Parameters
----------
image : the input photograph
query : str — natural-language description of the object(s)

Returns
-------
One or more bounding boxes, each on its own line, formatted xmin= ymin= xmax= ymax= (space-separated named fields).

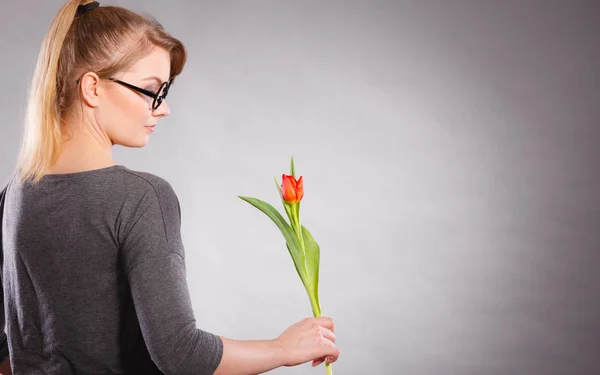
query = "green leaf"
xmin=274 ymin=177 xmax=293 ymax=225
xmin=274 ymin=176 xmax=282 ymax=196
xmin=301 ymin=225 xmax=321 ymax=313
xmin=238 ymin=195 xmax=308 ymax=282
xmin=290 ymin=156 xmax=296 ymax=179
xmin=286 ymin=242 xmax=308 ymax=287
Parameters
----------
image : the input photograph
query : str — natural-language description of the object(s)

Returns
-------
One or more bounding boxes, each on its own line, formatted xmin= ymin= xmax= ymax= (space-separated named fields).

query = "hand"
xmin=274 ymin=316 xmax=339 ymax=367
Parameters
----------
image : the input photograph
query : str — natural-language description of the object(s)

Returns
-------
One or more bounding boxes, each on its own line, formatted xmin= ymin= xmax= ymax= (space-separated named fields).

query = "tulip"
xmin=281 ymin=174 xmax=304 ymax=203
xmin=238 ymin=157 xmax=332 ymax=375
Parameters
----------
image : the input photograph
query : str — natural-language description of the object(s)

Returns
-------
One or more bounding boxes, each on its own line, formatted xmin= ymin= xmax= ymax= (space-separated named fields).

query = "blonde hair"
xmin=14 ymin=0 xmax=187 ymax=185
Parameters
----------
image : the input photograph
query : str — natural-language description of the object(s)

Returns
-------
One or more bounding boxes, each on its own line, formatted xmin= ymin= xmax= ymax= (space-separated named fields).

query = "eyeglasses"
xmin=108 ymin=78 xmax=172 ymax=111
xmin=75 ymin=76 xmax=173 ymax=111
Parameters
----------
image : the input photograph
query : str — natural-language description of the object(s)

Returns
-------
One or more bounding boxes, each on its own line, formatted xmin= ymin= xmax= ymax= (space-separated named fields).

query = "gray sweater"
xmin=0 ymin=165 xmax=223 ymax=374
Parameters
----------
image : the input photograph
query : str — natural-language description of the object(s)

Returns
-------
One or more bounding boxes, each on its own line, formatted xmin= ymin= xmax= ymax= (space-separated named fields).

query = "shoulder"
xmin=113 ymin=166 xmax=181 ymax=219
xmin=117 ymin=167 xmax=178 ymax=201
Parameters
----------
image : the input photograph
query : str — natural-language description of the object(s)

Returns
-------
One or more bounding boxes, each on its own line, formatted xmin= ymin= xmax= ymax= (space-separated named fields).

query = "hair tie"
xmin=76 ymin=1 xmax=100 ymax=15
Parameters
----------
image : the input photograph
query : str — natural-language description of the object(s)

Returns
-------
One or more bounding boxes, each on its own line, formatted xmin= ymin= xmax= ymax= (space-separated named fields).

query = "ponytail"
xmin=15 ymin=0 xmax=84 ymax=184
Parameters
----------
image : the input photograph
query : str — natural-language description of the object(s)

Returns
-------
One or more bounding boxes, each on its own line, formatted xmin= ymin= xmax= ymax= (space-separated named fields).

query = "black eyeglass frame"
xmin=75 ymin=76 xmax=173 ymax=111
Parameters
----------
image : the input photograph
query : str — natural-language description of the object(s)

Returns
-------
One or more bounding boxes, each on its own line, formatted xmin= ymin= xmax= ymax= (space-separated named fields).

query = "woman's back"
xmin=1 ymin=165 xmax=223 ymax=374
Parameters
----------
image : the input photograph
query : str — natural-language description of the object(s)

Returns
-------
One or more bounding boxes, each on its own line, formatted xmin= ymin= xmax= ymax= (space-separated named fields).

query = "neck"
xmin=47 ymin=123 xmax=116 ymax=174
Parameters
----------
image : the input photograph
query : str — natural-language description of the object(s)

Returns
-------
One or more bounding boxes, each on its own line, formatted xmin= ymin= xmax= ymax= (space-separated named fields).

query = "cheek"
xmin=100 ymin=90 xmax=149 ymax=132
xmin=98 ymin=90 xmax=152 ymax=147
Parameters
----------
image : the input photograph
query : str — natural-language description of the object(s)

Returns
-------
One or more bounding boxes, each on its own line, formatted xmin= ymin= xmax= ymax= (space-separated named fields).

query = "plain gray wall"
xmin=1 ymin=1 xmax=599 ymax=374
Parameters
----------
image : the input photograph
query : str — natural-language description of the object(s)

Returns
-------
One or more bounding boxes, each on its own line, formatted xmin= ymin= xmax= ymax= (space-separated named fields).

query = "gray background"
xmin=1 ymin=1 xmax=599 ymax=374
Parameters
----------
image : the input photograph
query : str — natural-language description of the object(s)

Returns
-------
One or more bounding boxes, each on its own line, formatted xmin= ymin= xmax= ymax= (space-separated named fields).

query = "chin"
xmin=131 ymin=137 xmax=150 ymax=148
xmin=115 ymin=135 xmax=150 ymax=148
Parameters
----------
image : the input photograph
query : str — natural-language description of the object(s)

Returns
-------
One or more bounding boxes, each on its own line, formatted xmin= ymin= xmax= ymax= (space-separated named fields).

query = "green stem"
xmin=292 ymin=204 xmax=307 ymax=273
xmin=310 ymin=297 xmax=332 ymax=374
xmin=290 ymin=202 xmax=331 ymax=374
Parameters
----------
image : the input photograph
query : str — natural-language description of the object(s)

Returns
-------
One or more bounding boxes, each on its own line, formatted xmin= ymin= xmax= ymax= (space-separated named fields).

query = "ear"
xmin=79 ymin=72 xmax=102 ymax=107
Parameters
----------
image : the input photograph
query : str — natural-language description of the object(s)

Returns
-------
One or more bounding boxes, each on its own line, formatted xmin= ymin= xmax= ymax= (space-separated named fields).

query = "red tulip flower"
xmin=281 ymin=174 xmax=304 ymax=203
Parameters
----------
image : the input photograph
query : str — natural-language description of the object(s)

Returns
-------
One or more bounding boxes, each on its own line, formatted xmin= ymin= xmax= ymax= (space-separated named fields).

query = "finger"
xmin=326 ymin=349 xmax=340 ymax=363
xmin=312 ymin=316 xmax=335 ymax=331
xmin=322 ymin=341 xmax=339 ymax=363
xmin=313 ymin=353 xmax=338 ymax=367
xmin=319 ymin=325 xmax=336 ymax=343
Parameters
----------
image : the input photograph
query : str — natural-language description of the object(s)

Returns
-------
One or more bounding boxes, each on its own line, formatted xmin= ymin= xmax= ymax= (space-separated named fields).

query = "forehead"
xmin=126 ymin=47 xmax=171 ymax=81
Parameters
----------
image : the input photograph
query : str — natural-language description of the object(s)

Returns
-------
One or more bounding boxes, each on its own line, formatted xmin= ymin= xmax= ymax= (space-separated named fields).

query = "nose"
xmin=153 ymin=100 xmax=171 ymax=117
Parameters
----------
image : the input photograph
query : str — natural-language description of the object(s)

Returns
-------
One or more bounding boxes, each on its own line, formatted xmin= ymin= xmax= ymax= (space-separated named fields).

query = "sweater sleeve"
xmin=119 ymin=179 xmax=223 ymax=375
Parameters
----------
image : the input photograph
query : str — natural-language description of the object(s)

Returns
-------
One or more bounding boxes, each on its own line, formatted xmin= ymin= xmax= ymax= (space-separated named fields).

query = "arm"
xmin=212 ymin=337 xmax=285 ymax=375
xmin=121 ymin=179 xmax=339 ymax=374
xmin=213 ymin=317 xmax=340 ymax=375
xmin=121 ymin=185 xmax=223 ymax=375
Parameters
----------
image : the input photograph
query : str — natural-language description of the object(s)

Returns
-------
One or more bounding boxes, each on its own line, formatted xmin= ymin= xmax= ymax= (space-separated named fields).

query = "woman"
xmin=0 ymin=1 xmax=339 ymax=374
